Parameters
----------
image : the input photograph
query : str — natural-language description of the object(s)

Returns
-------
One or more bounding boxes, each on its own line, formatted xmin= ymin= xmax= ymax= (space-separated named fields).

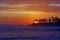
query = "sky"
xmin=0 ymin=0 xmax=60 ymax=25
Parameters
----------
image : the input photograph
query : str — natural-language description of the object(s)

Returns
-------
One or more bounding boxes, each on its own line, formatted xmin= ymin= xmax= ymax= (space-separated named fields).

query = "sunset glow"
xmin=0 ymin=0 xmax=60 ymax=25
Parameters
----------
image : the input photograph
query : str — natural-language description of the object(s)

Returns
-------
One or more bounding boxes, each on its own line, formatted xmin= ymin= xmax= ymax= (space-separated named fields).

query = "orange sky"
xmin=0 ymin=0 xmax=60 ymax=25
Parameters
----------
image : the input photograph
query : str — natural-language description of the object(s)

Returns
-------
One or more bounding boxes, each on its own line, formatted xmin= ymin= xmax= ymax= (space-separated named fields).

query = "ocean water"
xmin=0 ymin=25 xmax=60 ymax=40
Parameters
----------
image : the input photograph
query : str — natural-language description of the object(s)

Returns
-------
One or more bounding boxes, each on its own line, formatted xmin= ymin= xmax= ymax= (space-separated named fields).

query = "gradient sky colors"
xmin=0 ymin=0 xmax=60 ymax=25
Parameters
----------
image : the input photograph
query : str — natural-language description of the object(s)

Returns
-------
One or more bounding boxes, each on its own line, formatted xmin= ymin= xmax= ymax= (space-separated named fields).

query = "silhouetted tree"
xmin=49 ymin=18 xmax=51 ymax=23
xmin=39 ymin=19 xmax=47 ymax=23
xmin=33 ymin=19 xmax=39 ymax=23
xmin=51 ymin=16 xmax=60 ymax=23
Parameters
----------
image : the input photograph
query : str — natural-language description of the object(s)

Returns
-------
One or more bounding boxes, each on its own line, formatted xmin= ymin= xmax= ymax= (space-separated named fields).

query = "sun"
xmin=33 ymin=19 xmax=39 ymax=24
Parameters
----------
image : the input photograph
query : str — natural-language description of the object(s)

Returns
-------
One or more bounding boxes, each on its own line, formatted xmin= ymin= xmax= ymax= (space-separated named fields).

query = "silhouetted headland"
xmin=29 ymin=16 xmax=60 ymax=26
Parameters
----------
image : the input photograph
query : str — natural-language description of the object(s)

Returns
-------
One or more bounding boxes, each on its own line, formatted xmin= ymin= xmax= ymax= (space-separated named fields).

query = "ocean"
xmin=0 ymin=25 xmax=60 ymax=40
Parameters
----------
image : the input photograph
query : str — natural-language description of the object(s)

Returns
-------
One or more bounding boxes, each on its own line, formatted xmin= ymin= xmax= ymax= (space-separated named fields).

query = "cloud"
xmin=50 ymin=4 xmax=60 ymax=7
xmin=0 ymin=4 xmax=39 ymax=10
xmin=0 ymin=0 xmax=60 ymax=12
xmin=0 ymin=0 xmax=60 ymax=4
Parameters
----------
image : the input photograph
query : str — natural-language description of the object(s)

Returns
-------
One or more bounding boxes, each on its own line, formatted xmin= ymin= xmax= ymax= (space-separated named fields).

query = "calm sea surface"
xmin=0 ymin=25 xmax=60 ymax=40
